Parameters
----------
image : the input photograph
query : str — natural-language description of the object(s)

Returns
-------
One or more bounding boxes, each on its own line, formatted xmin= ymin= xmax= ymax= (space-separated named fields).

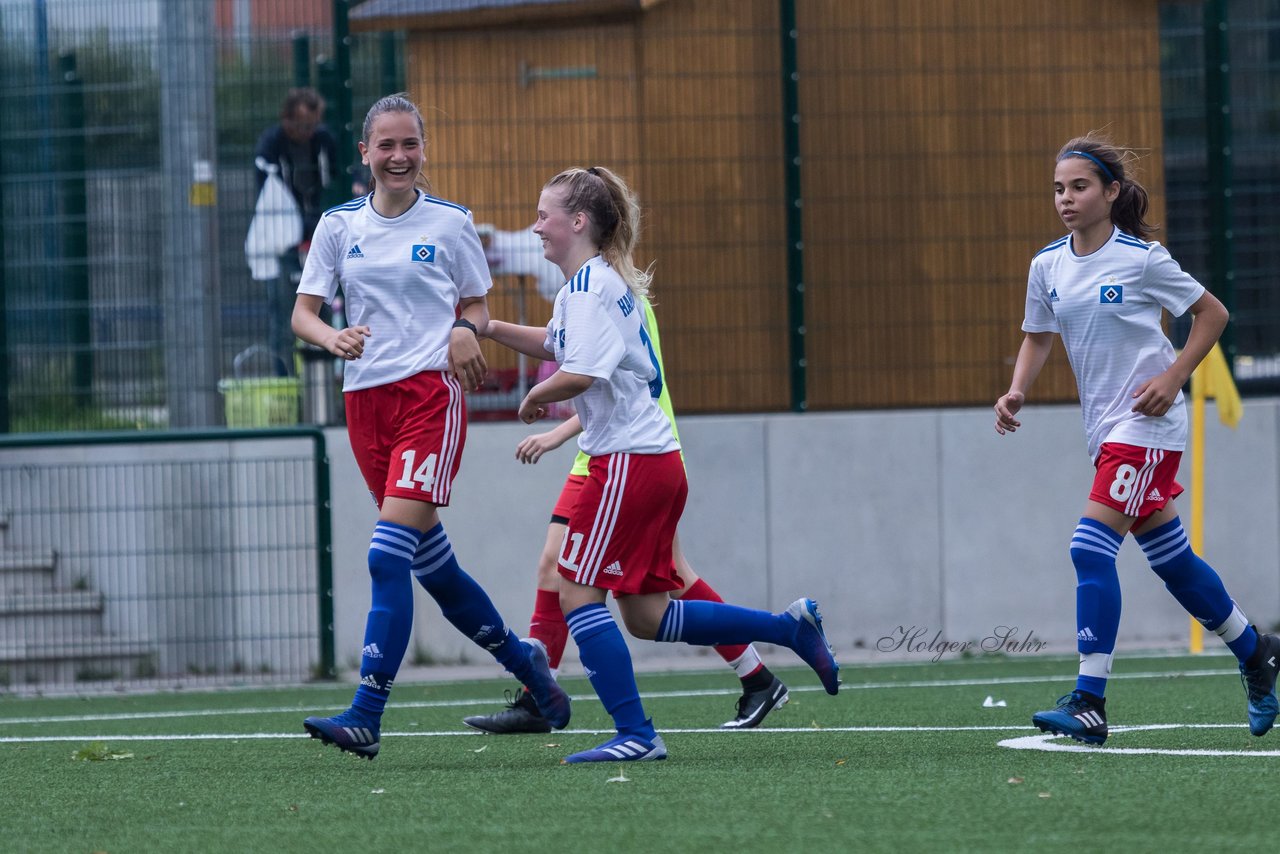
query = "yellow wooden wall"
xmin=396 ymin=0 xmax=1166 ymax=413
xmin=798 ymin=0 xmax=1166 ymax=409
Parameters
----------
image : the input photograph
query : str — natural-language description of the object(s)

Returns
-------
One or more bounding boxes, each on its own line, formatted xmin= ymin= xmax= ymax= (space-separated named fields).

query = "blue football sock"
xmin=411 ymin=522 xmax=530 ymax=678
xmin=566 ymin=603 xmax=653 ymax=737
xmin=351 ymin=521 xmax=421 ymax=721
xmin=1071 ymin=518 xmax=1124 ymax=698
xmin=1136 ymin=518 xmax=1257 ymax=662
xmin=655 ymin=599 xmax=792 ymax=646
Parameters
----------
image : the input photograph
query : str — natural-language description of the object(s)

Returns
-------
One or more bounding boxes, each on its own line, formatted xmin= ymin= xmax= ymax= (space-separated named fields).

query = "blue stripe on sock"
xmin=655 ymin=599 xmax=791 ymax=647
xmin=372 ymin=521 xmax=419 ymax=560
xmin=1137 ymin=517 xmax=1236 ymax=640
xmin=1136 ymin=520 xmax=1191 ymax=567
xmin=565 ymin=603 xmax=648 ymax=734
xmin=657 ymin=600 xmax=684 ymax=642
xmin=408 ymin=523 xmax=521 ymax=668
xmin=1070 ymin=518 xmax=1121 ymax=668
xmin=412 ymin=523 xmax=454 ymax=575
xmin=567 ymin=603 xmax=615 ymax=640
xmin=355 ymin=521 xmax=423 ymax=720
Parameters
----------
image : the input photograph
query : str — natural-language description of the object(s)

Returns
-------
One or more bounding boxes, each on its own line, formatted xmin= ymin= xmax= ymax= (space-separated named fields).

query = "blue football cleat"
xmin=562 ymin=732 xmax=667 ymax=764
xmin=785 ymin=598 xmax=840 ymax=695
xmin=1240 ymin=630 xmax=1280 ymax=737
xmin=303 ymin=709 xmax=381 ymax=759
xmin=520 ymin=638 xmax=571 ymax=730
xmin=1031 ymin=691 xmax=1108 ymax=745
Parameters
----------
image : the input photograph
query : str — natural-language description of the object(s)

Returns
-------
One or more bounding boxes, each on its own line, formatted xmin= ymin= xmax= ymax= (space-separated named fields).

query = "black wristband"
xmin=452 ymin=317 xmax=478 ymax=335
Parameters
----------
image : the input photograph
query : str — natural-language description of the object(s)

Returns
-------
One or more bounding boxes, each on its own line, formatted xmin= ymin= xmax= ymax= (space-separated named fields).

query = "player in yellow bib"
xmin=467 ymin=297 xmax=790 ymax=733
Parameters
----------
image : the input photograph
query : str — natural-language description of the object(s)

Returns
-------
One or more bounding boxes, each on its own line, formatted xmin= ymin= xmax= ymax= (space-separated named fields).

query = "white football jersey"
xmin=543 ymin=256 xmax=679 ymax=457
xmin=1023 ymin=226 xmax=1205 ymax=459
xmin=298 ymin=190 xmax=492 ymax=391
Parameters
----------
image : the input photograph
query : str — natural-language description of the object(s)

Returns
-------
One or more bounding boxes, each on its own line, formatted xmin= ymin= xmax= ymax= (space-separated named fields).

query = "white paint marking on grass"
xmin=0 ymin=724 xmax=1035 ymax=745
xmin=6 ymin=722 xmax=1264 ymax=753
xmin=0 ymin=668 xmax=1237 ymax=727
xmin=998 ymin=724 xmax=1275 ymax=757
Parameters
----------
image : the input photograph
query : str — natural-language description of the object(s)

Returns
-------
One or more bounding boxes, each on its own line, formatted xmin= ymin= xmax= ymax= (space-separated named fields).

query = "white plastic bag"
xmin=245 ymin=171 xmax=303 ymax=281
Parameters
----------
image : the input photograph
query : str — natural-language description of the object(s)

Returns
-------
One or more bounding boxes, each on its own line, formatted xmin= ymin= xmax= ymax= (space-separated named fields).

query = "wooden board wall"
xmin=406 ymin=23 xmax=642 ymax=379
xmin=398 ymin=0 xmax=1166 ymax=413
xmin=798 ymin=0 xmax=1166 ymax=409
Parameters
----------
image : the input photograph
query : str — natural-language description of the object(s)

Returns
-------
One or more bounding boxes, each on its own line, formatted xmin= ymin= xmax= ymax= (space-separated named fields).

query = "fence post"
xmin=0 ymin=76 xmax=7 ymax=434
xmin=313 ymin=430 xmax=336 ymax=679
xmin=380 ymin=31 xmax=400 ymax=96
xmin=779 ymin=0 xmax=806 ymax=412
xmin=1203 ymin=0 xmax=1234 ymax=370
xmin=292 ymin=31 xmax=310 ymax=88
xmin=332 ymin=0 xmax=356 ymax=204
xmin=57 ymin=50 xmax=91 ymax=411
xmin=159 ymin=0 xmax=222 ymax=427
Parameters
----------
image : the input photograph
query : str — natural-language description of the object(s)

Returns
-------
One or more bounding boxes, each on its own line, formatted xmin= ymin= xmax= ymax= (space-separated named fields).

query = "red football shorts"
xmin=345 ymin=371 xmax=467 ymax=508
xmin=550 ymin=474 xmax=588 ymax=524
xmin=1089 ymin=441 xmax=1184 ymax=528
xmin=558 ymin=451 xmax=687 ymax=595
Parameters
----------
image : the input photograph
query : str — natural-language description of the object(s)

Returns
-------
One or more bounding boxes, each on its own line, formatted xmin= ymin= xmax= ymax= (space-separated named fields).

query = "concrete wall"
xmin=4 ymin=403 xmax=1273 ymax=682
xmin=326 ymin=399 xmax=1280 ymax=674
xmin=0 ymin=436 xmax=319 ymax=678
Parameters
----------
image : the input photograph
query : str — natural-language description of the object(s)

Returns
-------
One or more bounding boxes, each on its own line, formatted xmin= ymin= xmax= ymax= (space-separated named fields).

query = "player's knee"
xmin=619 ymin=609 xmax=658 ymax=640
xmin=367 ymin=545 xmax=410 ymax=584
xmin=535 ymin=548 xmax=561 ymax=588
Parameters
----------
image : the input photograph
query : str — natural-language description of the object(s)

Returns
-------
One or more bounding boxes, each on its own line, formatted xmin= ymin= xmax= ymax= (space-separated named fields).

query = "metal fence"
xmin=0 ymin=429 xmax=333 ymax=691
xmin=0 ymin=0 xmax=1278 ymax=432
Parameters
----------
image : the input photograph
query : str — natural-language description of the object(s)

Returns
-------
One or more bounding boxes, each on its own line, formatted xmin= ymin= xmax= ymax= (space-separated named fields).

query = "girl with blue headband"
xmin=992 ymin=134 xmax=1278 ymax=746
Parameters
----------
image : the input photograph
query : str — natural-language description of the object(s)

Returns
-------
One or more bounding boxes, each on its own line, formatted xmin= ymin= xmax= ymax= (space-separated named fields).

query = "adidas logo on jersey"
xmin=1077 ymin=627 xmax=1098 ymax=642
xmin=1146 ymin=487 xmax=1163 ymax=502
xmin=602 ymin=561 xmax=624 ymax=576
xmin=1048 ymin=287 xmax=1060 ymax=303
xmin=362 ymin=643 xmax=383 ymax=659
xmin=346 ymin=244 xmax=364 ymax=259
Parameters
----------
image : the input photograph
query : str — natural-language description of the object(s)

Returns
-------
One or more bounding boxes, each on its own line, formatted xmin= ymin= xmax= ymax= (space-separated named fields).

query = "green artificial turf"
xmin=1 ymin=654 xmax=1272 ymax=853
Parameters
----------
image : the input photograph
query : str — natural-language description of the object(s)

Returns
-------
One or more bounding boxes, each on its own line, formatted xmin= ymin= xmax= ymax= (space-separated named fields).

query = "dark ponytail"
xmin=1057 ymin=135 xmax=1155 ymax=240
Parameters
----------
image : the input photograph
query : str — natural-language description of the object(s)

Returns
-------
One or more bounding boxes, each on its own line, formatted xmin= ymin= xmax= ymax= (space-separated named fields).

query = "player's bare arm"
xmin=518 ymin=370 xmax=593 ymax=424
xmin=995 ymin=331 xmax=1055 ymax=434
xmin=292 ymin=293 xmax=370 ymax=360
xmin=516 ymin=415 xmax=583 ymax=464
xmin=484 ymin=319 xmax=557 ymax=360
xmin=449 ymin=296 xmax=489 ymax=390
xmin=1131 ymin=291 xmax=1229 ymax=416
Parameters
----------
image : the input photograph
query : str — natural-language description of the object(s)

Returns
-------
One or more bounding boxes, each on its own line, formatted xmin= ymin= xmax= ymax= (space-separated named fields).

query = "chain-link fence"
xmin=0 ymin=429 xmax=333 ymax=691
xmin=1 ymin=0 xmax=1277 ymax=432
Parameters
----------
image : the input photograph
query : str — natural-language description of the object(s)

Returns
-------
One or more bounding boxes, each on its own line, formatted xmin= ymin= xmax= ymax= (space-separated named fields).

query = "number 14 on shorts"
xmin=395 ymin=450 xmax=438 ymax=491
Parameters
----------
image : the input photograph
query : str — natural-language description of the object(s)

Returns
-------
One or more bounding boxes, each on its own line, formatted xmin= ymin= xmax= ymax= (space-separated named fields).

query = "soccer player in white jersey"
xmin=994 ymin=134 xmax=1279 ymax=745
xmin=462 ymin=298 xmax=790 ymax=736
xmin=290 ymin=94 xmax=569 ymax=760
xmin=484 ymin=166 xmax=839 ymax=763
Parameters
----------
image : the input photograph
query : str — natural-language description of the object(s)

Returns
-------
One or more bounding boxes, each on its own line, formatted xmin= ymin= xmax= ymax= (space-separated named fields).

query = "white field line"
xmin=998 ymin=724 xmax=1280 ymax=757
xmin=0 ymin=667 xmax=1237 ymax=727
xmin=3 ymin=722 xmax=1268 ymax=748
xmin=0 ymin=725 xmax=1058 ymax=744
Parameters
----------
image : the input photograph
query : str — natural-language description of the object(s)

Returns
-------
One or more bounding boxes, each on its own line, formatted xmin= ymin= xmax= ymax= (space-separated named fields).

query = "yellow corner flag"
xmin=1187 ymin=342 xmax=1242 ymax=653
xmin=1192 ymin=343 xmax=1242 ymax=428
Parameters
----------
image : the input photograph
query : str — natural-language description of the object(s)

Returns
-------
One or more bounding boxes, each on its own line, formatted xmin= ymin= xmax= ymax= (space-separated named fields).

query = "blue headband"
xmin=1064 ymin=150 xmax=1117 ymax=183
